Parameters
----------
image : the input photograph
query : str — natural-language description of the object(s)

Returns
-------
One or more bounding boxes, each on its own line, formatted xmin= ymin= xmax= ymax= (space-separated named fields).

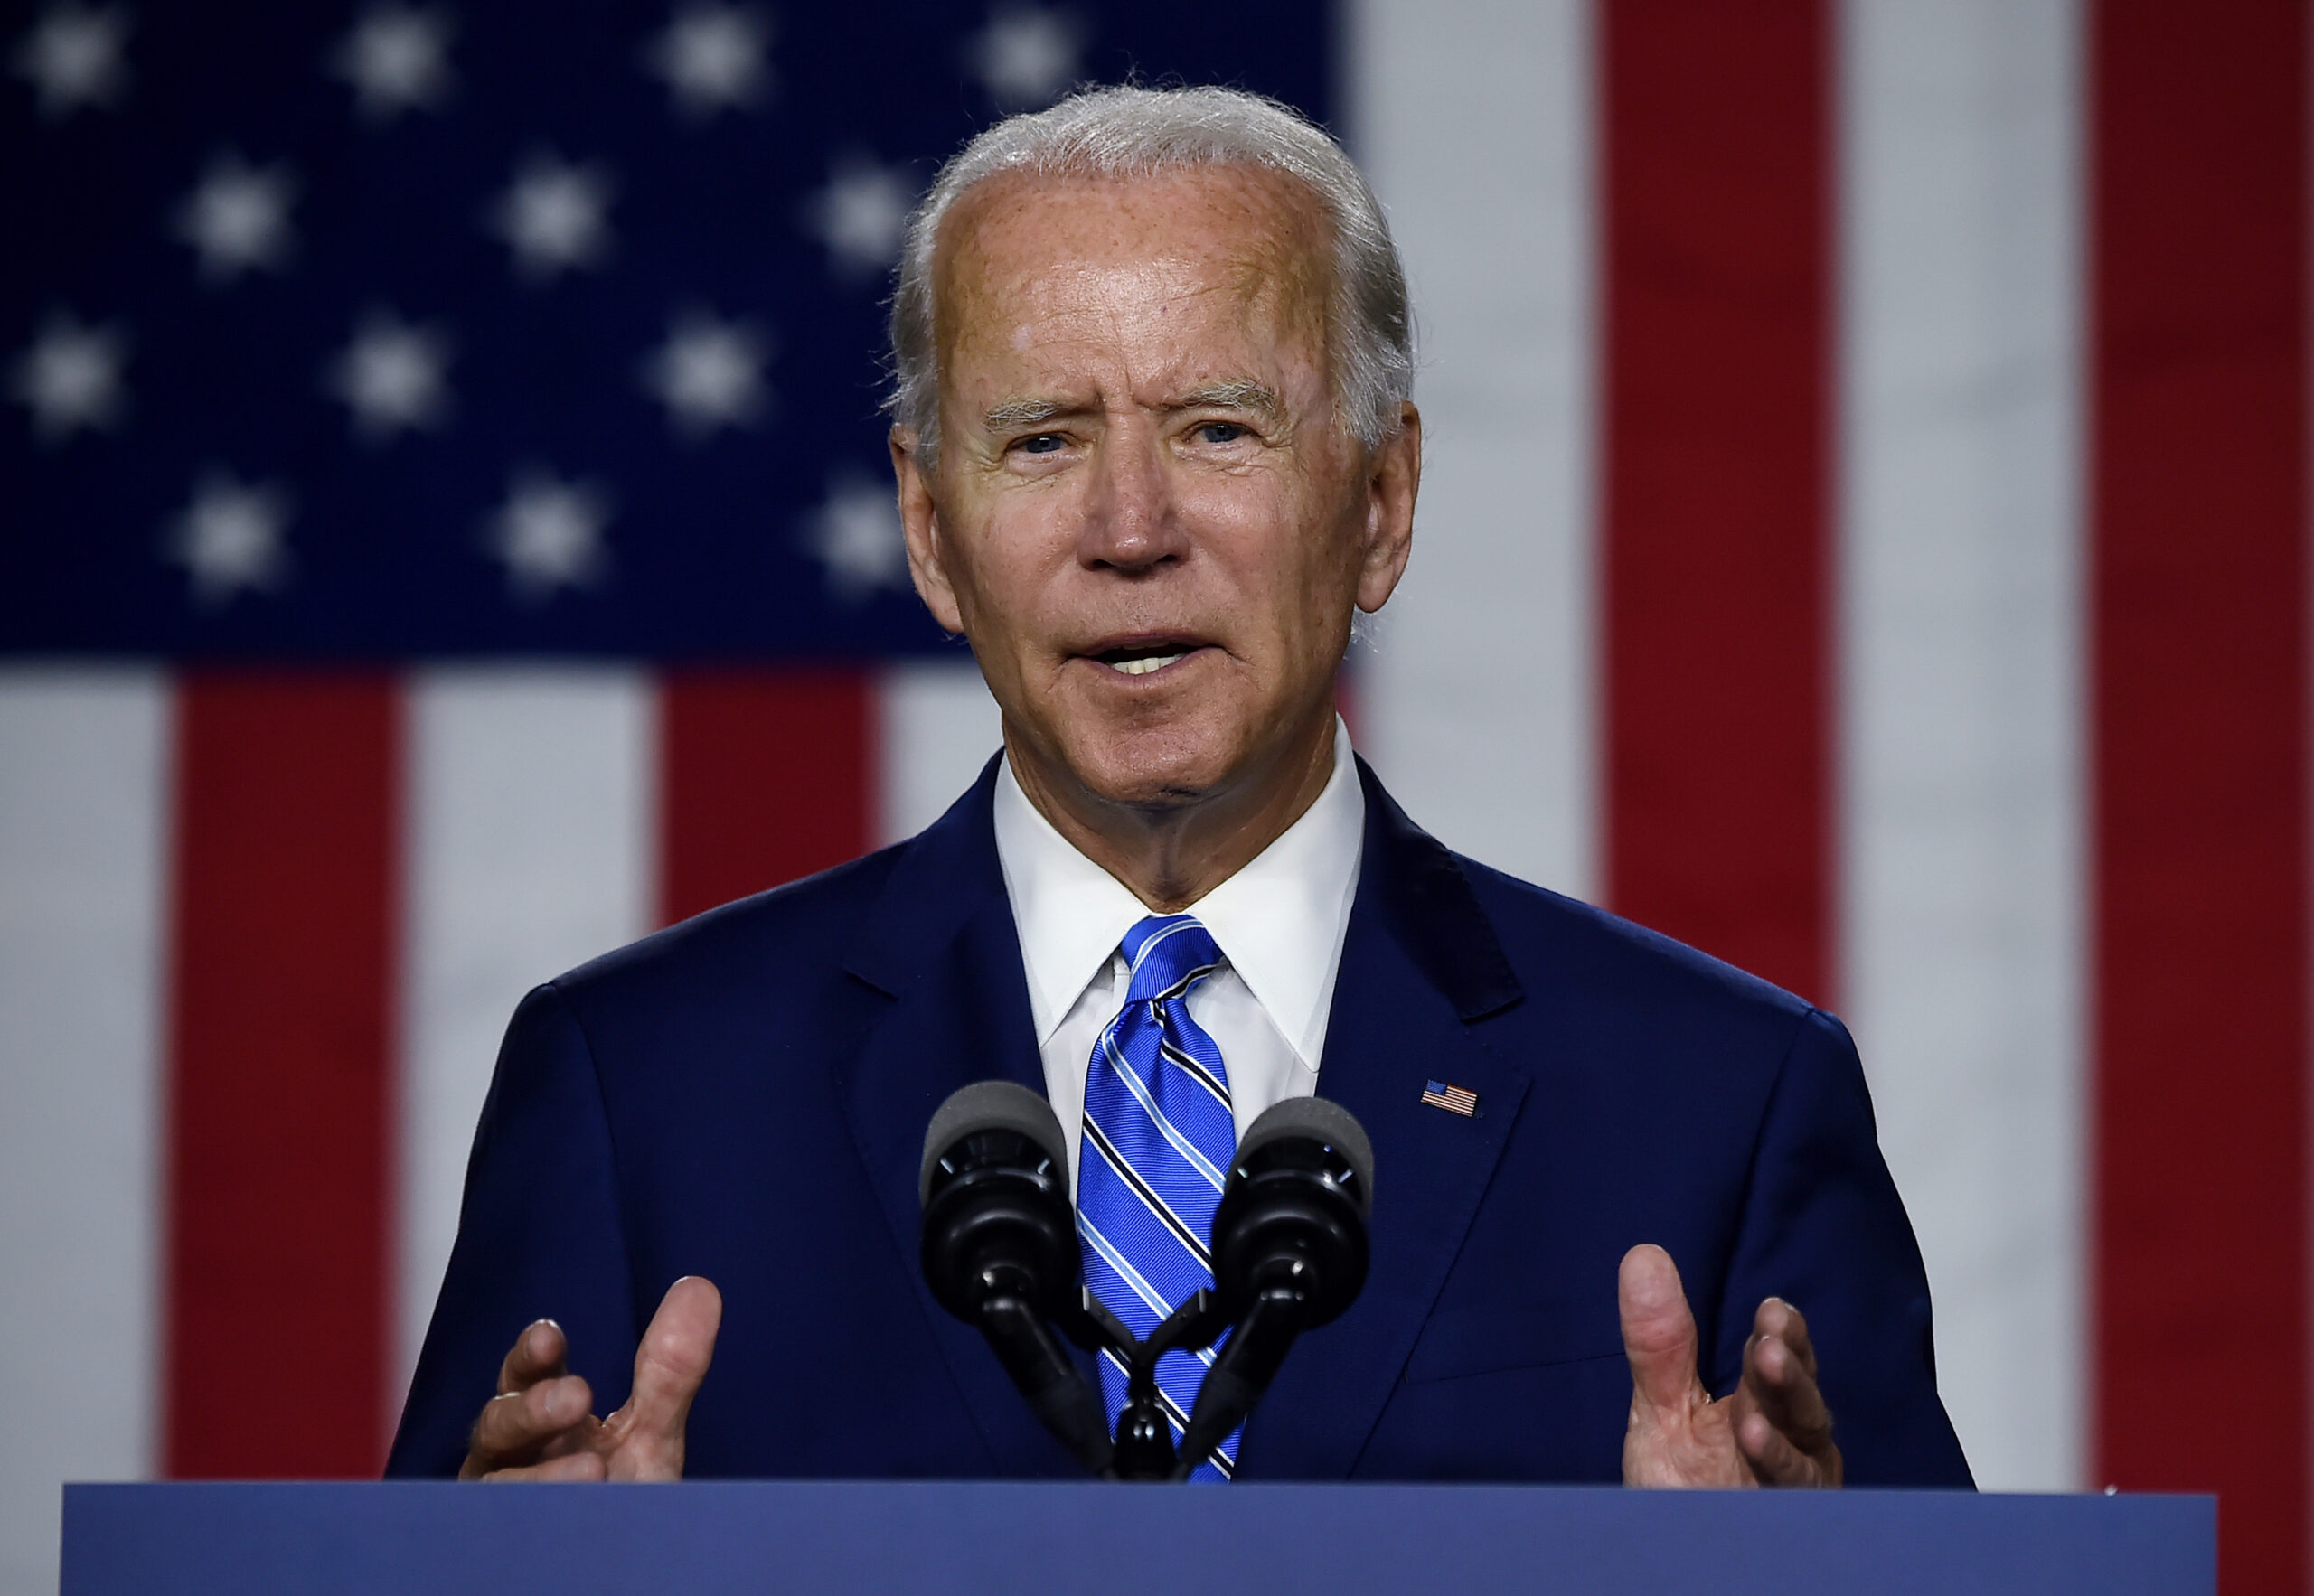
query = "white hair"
xmin=886 ymin=84 xmax=1414 ymax=464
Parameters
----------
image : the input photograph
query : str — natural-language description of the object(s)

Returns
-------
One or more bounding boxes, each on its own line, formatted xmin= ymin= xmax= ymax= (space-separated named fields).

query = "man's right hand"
xmin=460 ymin=1275 xmax=723 ymax=1481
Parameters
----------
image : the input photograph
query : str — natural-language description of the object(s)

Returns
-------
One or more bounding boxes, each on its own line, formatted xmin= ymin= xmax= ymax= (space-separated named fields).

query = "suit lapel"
xmin=1237 ymin=761 xmax=1532 ymax=1479
xmin=835 ymin=757 xmax=1073 ymax=1473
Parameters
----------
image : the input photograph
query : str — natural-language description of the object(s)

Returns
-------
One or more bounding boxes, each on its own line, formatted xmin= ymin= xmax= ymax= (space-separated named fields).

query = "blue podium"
xmin=62 ymin=1480 xmax=2212 ymax=1595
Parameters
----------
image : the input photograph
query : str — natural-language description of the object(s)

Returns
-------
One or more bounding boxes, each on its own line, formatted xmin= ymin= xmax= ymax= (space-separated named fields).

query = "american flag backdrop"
xmin=3 ymin=0 xmax=2309 ymax=1591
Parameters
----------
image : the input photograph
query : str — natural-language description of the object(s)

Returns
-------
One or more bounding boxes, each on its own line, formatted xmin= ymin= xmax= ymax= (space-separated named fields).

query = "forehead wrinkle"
xmin=932 ymin=167 xmax=1342 ymax=433
xmin=971 ymin=282 xmax=1299 ymax=423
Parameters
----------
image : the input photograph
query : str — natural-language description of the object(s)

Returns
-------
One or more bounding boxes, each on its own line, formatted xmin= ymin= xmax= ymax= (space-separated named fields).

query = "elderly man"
xmin=386 ymin=86 xmax=1970 ymax=1488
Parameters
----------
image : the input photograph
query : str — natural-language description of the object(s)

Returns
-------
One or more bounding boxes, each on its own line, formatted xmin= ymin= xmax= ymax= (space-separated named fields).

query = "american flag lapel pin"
xmin=1420 ymin=1079 xmax=1478 ymax=1117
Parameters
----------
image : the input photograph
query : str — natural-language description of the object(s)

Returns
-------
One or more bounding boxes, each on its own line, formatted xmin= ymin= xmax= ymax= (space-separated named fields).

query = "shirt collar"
xmin=992 ymin=718 xmax=1365 ymax=1071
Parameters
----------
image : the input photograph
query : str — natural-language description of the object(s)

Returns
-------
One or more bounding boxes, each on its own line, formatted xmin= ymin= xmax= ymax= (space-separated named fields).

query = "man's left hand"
xmin=1618 ymin=1243 xmax=1843 ymax=1488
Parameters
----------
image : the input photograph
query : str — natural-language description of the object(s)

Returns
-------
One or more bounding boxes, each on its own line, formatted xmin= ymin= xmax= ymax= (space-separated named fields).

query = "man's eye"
xmin=1014 ymin=433 xmax=1067 ymax=455
xmin=1194 ymin=421 xmax=1247 ymax=445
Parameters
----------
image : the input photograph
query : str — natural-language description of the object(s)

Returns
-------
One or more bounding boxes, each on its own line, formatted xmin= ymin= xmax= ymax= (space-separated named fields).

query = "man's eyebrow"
xmin=1172 ymin=380 xmax=1282 ymax=418
xmin=980 ymin=381 xmax=1282 ymax=430
xmin=983 ymin=397 xmax=1073 ymax=428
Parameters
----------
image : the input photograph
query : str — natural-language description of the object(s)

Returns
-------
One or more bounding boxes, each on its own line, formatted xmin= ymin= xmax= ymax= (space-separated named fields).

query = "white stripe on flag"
xmin=1836 ymin=0 xmax=2084 ymax=1490
xmin=395 ymin=668 xmax=656 ymax=1405
xmin=0 ymin=668 xmax=170 ymax=1591
xmin=1352 ymin=0 xmax=1597 ymax=898
xmin=878 ymin=661 xmax=1002 ymax=846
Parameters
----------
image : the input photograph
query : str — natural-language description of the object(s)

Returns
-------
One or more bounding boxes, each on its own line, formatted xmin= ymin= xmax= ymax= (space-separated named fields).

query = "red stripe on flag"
xmin=658 ymin=669 xmax=875 ymax=925
xmin=1601 ymin=0 xmax=1833 ymax=1003
xmin=2092 ymin=3 xmax=2308 ymax=1586
xmin=163 ymin=673 xmax=400 ymax=1478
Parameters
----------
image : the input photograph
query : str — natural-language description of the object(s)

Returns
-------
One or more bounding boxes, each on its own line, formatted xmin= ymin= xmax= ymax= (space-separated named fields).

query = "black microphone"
xmin=1170 ymin=1095 xmax=1373 ymax=1478
xmin=918 ymin=1081 xmax=1114 ymax=1477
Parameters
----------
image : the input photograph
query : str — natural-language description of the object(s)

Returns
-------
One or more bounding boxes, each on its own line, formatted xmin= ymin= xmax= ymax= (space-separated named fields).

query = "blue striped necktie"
xmin=1076 ymin=913 xmax=1240 ymax=1481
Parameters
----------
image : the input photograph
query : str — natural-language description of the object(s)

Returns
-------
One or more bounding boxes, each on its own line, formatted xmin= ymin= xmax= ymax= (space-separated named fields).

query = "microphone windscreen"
xmin=919 ymin=1079 xmax=1068 ymax=1208
xmin=1234 ymin=1096 xmax=1374 ymax=1214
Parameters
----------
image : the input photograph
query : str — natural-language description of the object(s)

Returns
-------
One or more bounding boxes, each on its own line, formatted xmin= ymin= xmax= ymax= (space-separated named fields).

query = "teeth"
xmin=1109 ymin=652 xmax=1186 ymax=676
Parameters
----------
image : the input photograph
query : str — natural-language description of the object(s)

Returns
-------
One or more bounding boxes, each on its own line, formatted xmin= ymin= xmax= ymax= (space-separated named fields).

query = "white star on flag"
xmin=968 ymin=5 xmax=1085 ymax=110
xmin=804 ymin=157 xmax=915 ymax=278
xmin=641 ymin=311 xmax=768 ymax=440
xmin=168 ymin=472 xmax=293 ymax=606
xmin=9 ymin=311 xmax=128 ymax=444
xmin=11 ymin=4 xmax=130 ymax=119
xmin=176 ymin=154 xmax=297 ymax=283
xmin=333 ymin=5 xmax=455 ymax=121
xmin=644 ymin=3 xmax=771 ymax=118
xmin=807 ymin=475 xmax=910 ymax=601
xmin=491 ymin=154 xmax=615 ymax=281
xmin=329 ymin=312 xmax=451 ymax=441
xmin=485 ymin=469 xmax=612 ymax=600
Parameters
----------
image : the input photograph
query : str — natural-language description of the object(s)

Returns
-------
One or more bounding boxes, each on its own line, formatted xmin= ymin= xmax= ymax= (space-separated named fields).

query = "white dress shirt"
xmin=992 ymin=718 xmax=1366 ymax=1192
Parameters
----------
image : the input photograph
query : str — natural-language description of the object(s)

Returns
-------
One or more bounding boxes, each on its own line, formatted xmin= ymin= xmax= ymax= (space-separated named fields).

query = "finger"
xmin=495 ymin=1319 xmax=569 ymax=1396
xmin=477 ymin=1450 xmax=609 ymax=1484
xmin=608 ymin=1276 xmax=723 ymax=1471
xmin=1744 ymin=1328 xmax=1836 ymax=1454
xmin=1738 ymin=1323 xmax=1842 ymax=1488
xmin=1754 ymin=1296 xmax=1820 ymax=1383
xmin=466 ymin=1374 xmax=593 ymax=1470
xmin=463 ymin=1373 xmax=595 ymax=1474
xmin=1735 ymin=1404 xmax=1829 ymax=1488
xmin=1617 ymin=1244 xmax=1704 ymax=1419
xmin=627 ymin=1276 xmax=723 ymax=1432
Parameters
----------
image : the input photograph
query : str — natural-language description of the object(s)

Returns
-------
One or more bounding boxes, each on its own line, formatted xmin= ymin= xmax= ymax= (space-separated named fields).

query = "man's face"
xmin=895 ymin=165 xmax=1416 ymax=815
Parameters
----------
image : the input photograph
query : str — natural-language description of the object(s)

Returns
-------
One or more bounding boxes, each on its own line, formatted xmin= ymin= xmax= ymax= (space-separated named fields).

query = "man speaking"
xmin=386 ymin=85 xmax=1971 ymax=1488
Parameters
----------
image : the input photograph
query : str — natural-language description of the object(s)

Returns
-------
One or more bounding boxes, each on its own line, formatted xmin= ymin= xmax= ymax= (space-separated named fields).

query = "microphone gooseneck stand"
xmin=1166 ymin=1097 xmax=1373 ymax=1479
xmin=920 ymin=1084 xmax=1375 ymax=1482
xmin=918 ymin=1082 xmax=1115 ymax=1477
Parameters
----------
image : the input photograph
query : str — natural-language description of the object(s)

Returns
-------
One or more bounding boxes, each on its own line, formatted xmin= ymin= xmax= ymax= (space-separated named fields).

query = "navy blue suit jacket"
xmin=386 ymin=757 xmax=1971 ymax=1485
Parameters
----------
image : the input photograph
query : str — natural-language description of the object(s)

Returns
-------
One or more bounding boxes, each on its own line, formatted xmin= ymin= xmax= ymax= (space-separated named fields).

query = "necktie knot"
xmin=1121 ymin=913 xmax=1222 ymax=1006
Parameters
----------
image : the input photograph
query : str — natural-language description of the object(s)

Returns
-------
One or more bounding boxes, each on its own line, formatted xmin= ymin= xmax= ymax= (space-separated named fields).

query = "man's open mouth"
xmin=1093 ymin=641 xmax=1200 ymax=677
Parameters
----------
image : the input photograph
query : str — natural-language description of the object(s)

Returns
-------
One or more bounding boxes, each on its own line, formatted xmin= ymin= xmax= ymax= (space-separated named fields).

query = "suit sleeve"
xmin=1708 ymin=1008 xmax=1976 ymax=1488
xmin=383 ymin=982 xmax=640 ymax=1477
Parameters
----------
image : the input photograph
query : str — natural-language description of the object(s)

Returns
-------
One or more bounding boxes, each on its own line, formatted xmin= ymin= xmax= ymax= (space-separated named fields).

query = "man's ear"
xmin=1355 ymin=401 xmax=1420 ymax=614
xmin=891 ymin=427 xmax=966 ymax=634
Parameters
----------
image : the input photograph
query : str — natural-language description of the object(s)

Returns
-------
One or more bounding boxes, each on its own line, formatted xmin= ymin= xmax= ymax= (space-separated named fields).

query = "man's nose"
xmin=1077 ymin=423 xmax=1184 ymax=573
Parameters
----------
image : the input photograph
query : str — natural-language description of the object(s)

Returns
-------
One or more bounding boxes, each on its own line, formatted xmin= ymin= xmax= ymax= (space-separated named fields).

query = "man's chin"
xmin=1045 ymin=732 xmax=1242 ymax=814
xmin=1069 ymin=764 xmax=1228 ymax=815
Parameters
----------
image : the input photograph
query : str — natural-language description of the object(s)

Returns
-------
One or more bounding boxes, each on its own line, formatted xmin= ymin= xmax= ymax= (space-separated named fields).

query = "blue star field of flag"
xmin=1 ymin=1 xmax=1332 ymax=659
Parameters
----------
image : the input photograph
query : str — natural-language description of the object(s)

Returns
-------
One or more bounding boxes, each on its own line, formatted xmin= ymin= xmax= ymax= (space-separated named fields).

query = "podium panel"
xmin=61 ymin=1480 xmax=2212 ymax=1596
